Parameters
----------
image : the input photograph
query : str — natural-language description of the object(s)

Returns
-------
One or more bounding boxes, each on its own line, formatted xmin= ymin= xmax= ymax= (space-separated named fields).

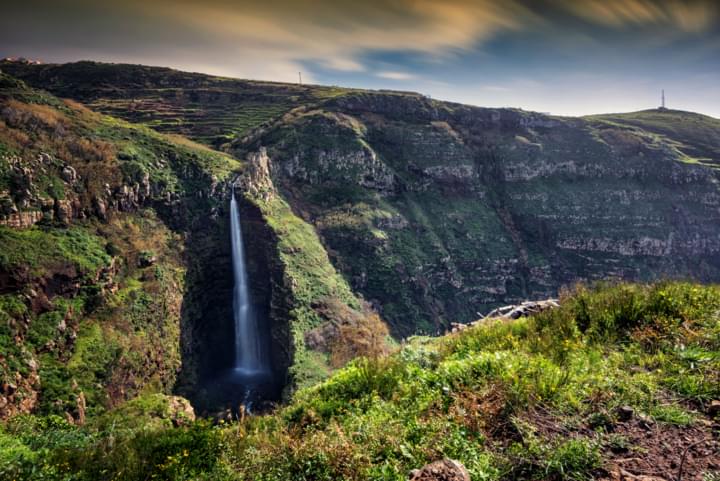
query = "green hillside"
xmin=1 ymin=62 xmax=720 ymax=480
xmin=588 ymin=109 xmax=720 ymax=169
xmin=9 ymin=61 xmax=717 ymax=338
xmin=0 ymin=61 xmax=358 ymax=147
xmin=2 ymin=281 xmax=719 ymax=480
xmin=0 ymin=72 xmax=383 ymax=423
xmin=0 ymin=71 xmax=237 ymax=421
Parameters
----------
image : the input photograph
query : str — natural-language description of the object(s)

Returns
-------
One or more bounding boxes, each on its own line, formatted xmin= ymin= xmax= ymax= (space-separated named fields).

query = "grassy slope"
xmin=0 ymin=72 xmax=379 ymax=406
xmin=0 ymin=61 xmax=357 ymax=146
xmin=587 ymin=109 xmax=720 ymax=168
xmin=1 ymin=281 xmax=718 ymax=480
xmin=250 ymin=191 xmax=372 ymax=389
xmin=0 ymin=74 xmax=241 ymax=419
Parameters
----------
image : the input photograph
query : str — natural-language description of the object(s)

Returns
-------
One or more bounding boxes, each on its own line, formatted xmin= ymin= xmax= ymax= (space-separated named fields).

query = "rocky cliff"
xmin=0 ymin=72 xmax=244 ymax=418
xmin=235 ymin=92 xmax=720 ymax=336
xmin=5 ymin=61 xmax=720 ymax=338
xmin=0 ymin=70 xmax=383 ymax=418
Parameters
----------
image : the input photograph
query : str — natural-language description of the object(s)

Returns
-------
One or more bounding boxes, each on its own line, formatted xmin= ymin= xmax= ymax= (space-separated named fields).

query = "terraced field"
xmin=0 ymin=61 xmax=356 ymax=147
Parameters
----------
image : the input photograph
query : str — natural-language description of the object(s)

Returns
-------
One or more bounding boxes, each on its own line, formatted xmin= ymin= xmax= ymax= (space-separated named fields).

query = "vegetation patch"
xmin=2 ymin=281 xmax=718 ymax=480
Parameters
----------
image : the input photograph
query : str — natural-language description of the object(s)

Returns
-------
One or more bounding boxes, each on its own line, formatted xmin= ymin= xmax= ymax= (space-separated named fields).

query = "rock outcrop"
xmin=450 ymin=298 xmax=560 ymax=333
xmin=409 ymin=459 xmax=471 ymax=481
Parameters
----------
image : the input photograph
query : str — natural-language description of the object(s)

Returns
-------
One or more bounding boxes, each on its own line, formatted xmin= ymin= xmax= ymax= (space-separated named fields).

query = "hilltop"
xmin=588 ymin=109 xmax=720 ymax=169
xmin=0 ymin=60 xmax=370 ymax=147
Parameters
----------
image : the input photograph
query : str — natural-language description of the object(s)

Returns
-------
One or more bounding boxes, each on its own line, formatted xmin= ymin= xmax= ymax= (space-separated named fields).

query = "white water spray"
xmin=230 ymin=190 xmax=267 ymax=375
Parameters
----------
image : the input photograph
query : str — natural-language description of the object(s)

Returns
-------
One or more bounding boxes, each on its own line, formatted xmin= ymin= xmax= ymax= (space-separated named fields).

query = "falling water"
xmin=230 ymin=190 xmax=267 ymax=375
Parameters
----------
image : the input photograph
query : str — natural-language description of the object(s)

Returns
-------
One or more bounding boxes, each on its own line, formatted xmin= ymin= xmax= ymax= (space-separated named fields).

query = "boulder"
xmin=616 ymin=405 xmax=634 ymax=422
xmin=138 ymin=251 xmax=158 ymax=268
xmin=55 ymin=199 xmax=73 ymax=224
xmin=61 ymin=165 xmax=77 ymax=183
xmin=476 ymin=299 xmax=560 ymax=324
xmin=708 ymin=400 xmax=720 ymax=418
xmin=409 ymin=459 xmax=470 ymax=481
xmin=0 ymin=210 xmax=43 ymax=228
xmin=167 ymin=395 xmax=196 ymax=426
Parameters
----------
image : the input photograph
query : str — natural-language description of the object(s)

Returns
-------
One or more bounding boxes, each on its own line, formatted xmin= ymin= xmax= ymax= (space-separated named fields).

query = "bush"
xmin=67 ymin=421 xmax=223 ymax=481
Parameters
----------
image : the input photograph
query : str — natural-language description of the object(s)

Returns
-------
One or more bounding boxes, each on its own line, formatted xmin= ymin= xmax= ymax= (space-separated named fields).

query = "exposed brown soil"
xmin=598 ymin=416 xmax=719 ymax=481
xmin=489 ymin=403 xmax=720 ymax=481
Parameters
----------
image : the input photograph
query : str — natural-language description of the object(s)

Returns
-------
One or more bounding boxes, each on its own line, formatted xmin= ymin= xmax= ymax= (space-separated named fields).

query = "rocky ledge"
xmin=409 ymin=458 xmax=470 ymax=481
xmin=450 ymin=298 xmax=560 ymax=333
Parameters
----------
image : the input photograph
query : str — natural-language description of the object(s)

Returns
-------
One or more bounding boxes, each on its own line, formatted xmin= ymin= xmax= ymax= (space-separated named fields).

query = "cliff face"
xmin=0 ymin=72 xmax=244 ymax=419
xmin=3 ymin=61 xmax=720 ymax=388
xmin=236 ymin=93 xmax=720 ymax=336
xmin=0 ymin=71 xmax=381 ymax=418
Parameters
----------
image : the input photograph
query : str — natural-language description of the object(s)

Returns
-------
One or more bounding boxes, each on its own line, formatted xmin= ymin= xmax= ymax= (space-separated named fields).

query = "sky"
xmin=1 ymin=0 xmax=719 ymax=117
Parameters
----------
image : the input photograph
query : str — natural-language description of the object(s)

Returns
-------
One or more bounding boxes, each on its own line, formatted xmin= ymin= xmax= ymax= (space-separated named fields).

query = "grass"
xmin=249 ymin=192 xmax=375 ymax=389
xmin=0 ymin=211 xmax=187 ymax=420
xmin=587 ymin=109 xmax=720 ymax=168
xmin=0 ymin=225 xmax=111 ymax=278
xmin=2 ymin=280 xmax=718 ymax=480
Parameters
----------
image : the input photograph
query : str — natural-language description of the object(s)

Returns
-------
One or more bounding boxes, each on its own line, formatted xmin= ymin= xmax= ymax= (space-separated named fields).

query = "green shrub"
xmin=2 ymin=281 xmax=718 ymax=481
xmin=70 ymin=421 xmax=223 ymax=481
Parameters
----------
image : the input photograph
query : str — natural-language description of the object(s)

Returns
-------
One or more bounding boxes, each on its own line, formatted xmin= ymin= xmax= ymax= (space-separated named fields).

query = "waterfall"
xmin=230 ymin=190 xmax=267 ymax=375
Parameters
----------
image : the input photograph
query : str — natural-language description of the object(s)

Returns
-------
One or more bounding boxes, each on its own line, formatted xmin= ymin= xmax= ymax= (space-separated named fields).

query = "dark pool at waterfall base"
xmin=200 ymin=190 xmax=277 ymax=415
xmin=199 ymin=367 xmax=278 ymax=415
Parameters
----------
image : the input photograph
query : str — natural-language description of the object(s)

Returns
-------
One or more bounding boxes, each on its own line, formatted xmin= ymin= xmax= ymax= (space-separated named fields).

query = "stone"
xmin=708 ymin=400 xmax=720 ymax=418
xmin=409 ymin=459 xmax=470 ymax=481
xmin=637 ymin=413 xmax=654 ymax=430
xmin=0 ymin=210 xmax=43 ymax=228
xmin=477 ymin=298 xmax=561 ymax=324
xmin=55 ymin=199 xmax=73 ymax=223
xmin=76 ymin=391 xmax=86 ymax=425
xmin=93 ymin=197 xmax=107 ymax=220
xmin=614 ymin=468 xmax=668 ymax=481
xmin=61 ymin=165 xmax=77 ymax=182
xmin=167 ymin=396 xmax=196 ymax=426
xmin=616 ymin=405 xmax=634 ymax=422
xmin=138 ymin=251 xmax=158 ymax=268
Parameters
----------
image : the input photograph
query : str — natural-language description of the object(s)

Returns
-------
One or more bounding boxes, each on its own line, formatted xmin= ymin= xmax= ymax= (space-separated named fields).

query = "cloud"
xmin=556 ymin=0 xmax=718 ymax=32
xmin=376 ymin=71 xmax=417 ymax=80
xmin=2 ymin=0 xmax=719 ymax=95
xmin=126 ymin=0 xmax=540 ymax=80
xmin=479 ymin=85 xmax=512 ymax=92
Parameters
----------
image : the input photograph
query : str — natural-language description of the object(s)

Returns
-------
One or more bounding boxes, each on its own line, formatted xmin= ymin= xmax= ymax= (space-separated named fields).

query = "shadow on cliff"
xmin=170 ymin=196 xmax=291 ymax=416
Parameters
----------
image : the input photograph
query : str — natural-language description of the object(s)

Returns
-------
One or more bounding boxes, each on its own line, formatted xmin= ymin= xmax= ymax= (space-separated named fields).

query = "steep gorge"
xmin=2 ymin=61 xmax=720 ymax=419
xmin=0 ymin=70 xmax=376 ymax=418
xmin=235 ymin=92 xmax=720 ymax=336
